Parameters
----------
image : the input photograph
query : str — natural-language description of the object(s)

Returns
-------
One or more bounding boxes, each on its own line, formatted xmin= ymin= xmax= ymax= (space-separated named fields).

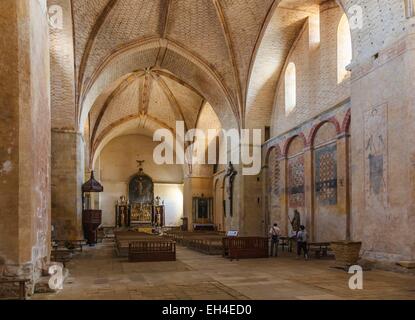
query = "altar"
xmin=115 ymin=161 xmax=165 ymax=228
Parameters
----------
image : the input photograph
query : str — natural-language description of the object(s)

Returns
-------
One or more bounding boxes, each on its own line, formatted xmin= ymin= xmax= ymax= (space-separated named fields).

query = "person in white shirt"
xmin=269 ymin=223 xmax=281 ymax=257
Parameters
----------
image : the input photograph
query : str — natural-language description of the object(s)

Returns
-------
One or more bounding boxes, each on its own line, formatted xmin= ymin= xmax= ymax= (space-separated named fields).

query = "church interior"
xmin=1 ymin=0 xmax=415 ymax=301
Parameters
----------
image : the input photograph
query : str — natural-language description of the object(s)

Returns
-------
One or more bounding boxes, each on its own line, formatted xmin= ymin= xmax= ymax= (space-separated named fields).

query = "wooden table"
xmin=307 ymin=242 xmax=331 ymax=258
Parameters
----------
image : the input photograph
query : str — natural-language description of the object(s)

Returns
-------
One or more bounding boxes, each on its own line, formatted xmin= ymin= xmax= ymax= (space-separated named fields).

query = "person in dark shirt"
xmin=269 ymin=223 xmax=281 ymax=257
xmin=296 ymin=225 xmax=309 ymax=260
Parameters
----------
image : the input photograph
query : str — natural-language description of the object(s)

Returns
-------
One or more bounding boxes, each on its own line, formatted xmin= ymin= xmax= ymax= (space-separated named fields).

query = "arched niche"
xmin=264 ymin=146 xmax=283 ymax=234
xmin=286 ymin=135 xmax=306 ymax=234
xmin=312 ymin=121 xmax=346 ymax=242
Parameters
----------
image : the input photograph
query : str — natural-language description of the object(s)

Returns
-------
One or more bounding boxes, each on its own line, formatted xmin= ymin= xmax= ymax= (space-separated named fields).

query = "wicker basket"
xmin=331 ymin=241 xmax=362 ymax=268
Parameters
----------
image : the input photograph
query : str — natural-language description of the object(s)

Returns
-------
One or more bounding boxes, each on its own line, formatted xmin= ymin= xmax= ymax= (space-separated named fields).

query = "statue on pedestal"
xmin=224 ymin=162 xmax=237 ymax=217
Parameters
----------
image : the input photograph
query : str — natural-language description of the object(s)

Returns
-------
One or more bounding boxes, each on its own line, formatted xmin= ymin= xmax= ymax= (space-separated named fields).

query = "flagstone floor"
xmin=34 ymin=240 xmax=415 ymax=300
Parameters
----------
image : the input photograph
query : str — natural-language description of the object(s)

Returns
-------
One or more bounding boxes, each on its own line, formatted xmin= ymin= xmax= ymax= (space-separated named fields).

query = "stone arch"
xmin=283 ymin=133 xmax=307 ymax=157
xmin=309 ymin=118 xmax=341 ymax=147
xmin=264 ymin=144 xmax=283 ymax=234
xmin=91 ymin=115 xmax=180 ymax=170
xmin=264 ymin=144 xmax=282 ymax=168
xmin=285 ymin=134 xmax=306 ymax=233
xmin=79 ymin=39 xmax=239 ymax=132
xmin=342 ymin=109 xmax=351 ymax=134
xmin=312 ymin=120 xmax=343 ymax=242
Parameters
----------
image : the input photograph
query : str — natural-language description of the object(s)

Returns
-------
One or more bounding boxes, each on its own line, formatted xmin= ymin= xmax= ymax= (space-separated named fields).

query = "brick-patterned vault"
xmin=72 ymin=0 xmax=411 ymax=133
xmin=73 ymin=0 xmax=283 ymax=131
xmin=87 ymin=68 xmax=211 ymax=167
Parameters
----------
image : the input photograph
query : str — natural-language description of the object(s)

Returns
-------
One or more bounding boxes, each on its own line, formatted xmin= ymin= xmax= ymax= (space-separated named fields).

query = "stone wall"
xmin=272 ymin=3 xmax=351 ymax=136
xmin=0 ymin=0 xmax=51 ymax=293
xmin=350 ymin=30 xmax=415 ymax=262
xmin=96 ymin=134 xmax=184 ymax=226
xmin=51 ymin=130 xmax=84 ymax=240
xmin=48 ymin=0 xmax=84 ymax=240
xmin=263 ymin=104 xmax=350 ymax=241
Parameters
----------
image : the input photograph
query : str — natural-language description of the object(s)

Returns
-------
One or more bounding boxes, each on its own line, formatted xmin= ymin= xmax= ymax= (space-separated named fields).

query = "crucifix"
xmin=136 ymin=158 xmax=145 ymax=168
xmin=136 ymin=156 xmax=145 ymax=174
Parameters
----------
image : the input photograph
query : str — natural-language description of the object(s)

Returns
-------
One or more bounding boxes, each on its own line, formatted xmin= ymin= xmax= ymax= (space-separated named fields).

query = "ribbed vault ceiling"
xmin=73 ymin=0 xmax=277 ymax=125
xmin=88 ymin=68 xmax=206 ymax=152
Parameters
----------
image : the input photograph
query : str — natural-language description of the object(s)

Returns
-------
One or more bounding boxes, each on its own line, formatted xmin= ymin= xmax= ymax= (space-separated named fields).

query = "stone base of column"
xmin=0 ymin=257 xmax=47 ymax=298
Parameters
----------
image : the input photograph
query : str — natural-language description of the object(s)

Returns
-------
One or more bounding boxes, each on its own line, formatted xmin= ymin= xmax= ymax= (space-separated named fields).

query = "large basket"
xmin=331 ymin=241 xmax=362 ymax=268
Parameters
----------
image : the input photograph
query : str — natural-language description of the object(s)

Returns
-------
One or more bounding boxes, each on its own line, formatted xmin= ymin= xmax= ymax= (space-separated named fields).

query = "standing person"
xmin=296 ymin=225 xmax=309 ymax=260
xmin=269 ymin=223 xmax=281 ymax=257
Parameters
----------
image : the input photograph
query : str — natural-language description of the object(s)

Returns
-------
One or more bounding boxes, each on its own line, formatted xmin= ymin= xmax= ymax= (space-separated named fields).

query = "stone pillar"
xmin=261 ymin=164 xmax=269 ymax=236
xmin=280 ymin=156 xmax=289 ymax=235
xmin=0 ymin=0 xmax=51 ymax=292
xmin=51 ymin=130 xmax=84 ymax=239
xmin=240 ymin=173 xmax=263 ymax=236
xmin=303 ymin=147 xmax=315 ymax=241
xmin=336 ymin=132 xmax=350 ymax=240
xmin=48 ymin=0 xmax=84 ymax=240
xmin=183 ymin=173 xmax=213 ymax=230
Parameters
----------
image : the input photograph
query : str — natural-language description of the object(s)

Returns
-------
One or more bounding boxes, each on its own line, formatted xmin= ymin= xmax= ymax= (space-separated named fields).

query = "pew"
xmin=186 ymin=235 xmax=224 ymax=255
xmin=114 ymin=231 xmax=161 ymax=257
xmin=164 ymin=231 xmax=226 ymax=254
xmin=128 ymin=240 xmax=176 ymax=262
xmin=223 ymin=237 xmax=269 ymax=260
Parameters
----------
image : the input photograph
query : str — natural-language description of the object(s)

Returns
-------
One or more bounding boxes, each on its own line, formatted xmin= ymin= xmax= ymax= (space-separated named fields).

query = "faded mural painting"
xmin=364 ymin=104 xmax=388 ymax=210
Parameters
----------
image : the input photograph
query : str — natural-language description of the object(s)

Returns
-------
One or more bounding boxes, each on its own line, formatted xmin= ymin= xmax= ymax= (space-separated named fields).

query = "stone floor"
xmin=34 ymin=240 xmax=415 ymax=300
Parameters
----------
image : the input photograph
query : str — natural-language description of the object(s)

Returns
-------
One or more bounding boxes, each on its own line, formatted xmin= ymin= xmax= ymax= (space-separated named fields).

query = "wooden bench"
xmin=223 ymin=237 xmax=269 ymax=260
xmin=128 ymin=240 xmax=176 ymax=262
xmin=186 ymin=235 xmax=224 ymax=255
xmin=307 ymin=242 xmax=331 ymax=258
xmin=52 ymin=239 xmax=86 ymax=252
xmin=164 ymin=231 xmax=224 ymax=246
xmin=51 ymin=250 xmax=74 ymax=267
xmin=114 ymin=231 xmax=159 ymax=257
xmin=0 ymin=278 xmax=30 ymax=300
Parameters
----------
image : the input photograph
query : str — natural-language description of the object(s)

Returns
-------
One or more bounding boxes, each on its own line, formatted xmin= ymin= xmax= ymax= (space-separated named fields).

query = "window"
xmin=337 ymin=14 xmax=352 ymax=83
xmin=264 ymin=126 xmax=271 ymax=142
xmin=285 ymin=62 xmax=296 ymax=114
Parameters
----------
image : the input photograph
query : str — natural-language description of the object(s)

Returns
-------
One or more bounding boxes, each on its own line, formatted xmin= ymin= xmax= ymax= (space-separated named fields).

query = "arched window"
xmin=285 ymin=62 xmax=296 ymax=114
xmin=337 ymin=14 xmax=352 ymax=83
